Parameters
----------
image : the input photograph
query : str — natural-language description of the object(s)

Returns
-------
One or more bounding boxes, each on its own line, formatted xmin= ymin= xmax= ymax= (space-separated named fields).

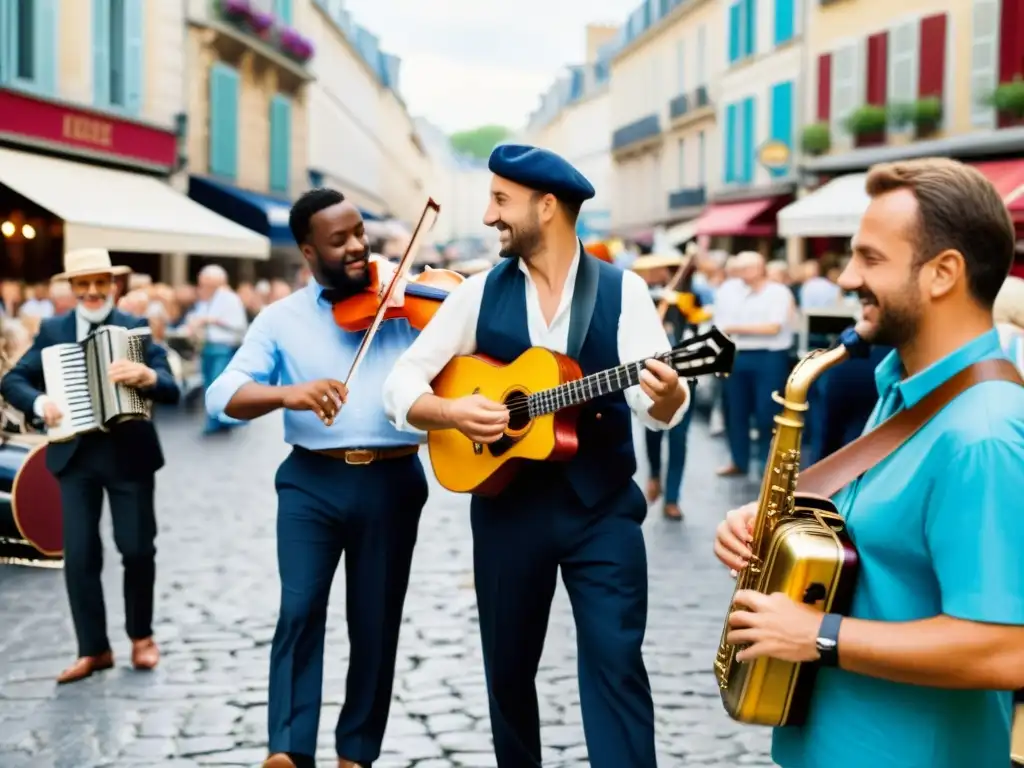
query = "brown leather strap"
xmin=799 ymin=358 xmax=1023 ymax=498
xmin=312 ymin=445 xmax=419 ymax=464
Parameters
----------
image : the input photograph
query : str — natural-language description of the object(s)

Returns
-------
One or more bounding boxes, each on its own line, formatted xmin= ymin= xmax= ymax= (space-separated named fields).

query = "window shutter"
xmin=769 ymin=81 xmax=793 ymax=178
xmin=970 ymin=0 xmax=1000 ymax=127
xmin=92 ymin=0 xmax=111 ymax=106
xmin=918 ymin=14 xmax=947 ymax=100
xmin=677 ymin=38 xmax=685 ymax=94
xmin=274 ymin=0 xmax=293 ymax=25
xmin=209 ymin=64 xmax=239 ymax=180
xmin=31 ymin=0 xmax=56 ymax=94
xmin=816 ymin=53 xmax=831 ymax=121
xmin=728 ymin=2 xmax=740 ymax=63
xmin=269 ymin=95 xmax=292 ymax=195
xmin=741 ymin=96 xmax=755 ymax=183
xmin=744 ymin=0 xmax=756 ymax=57
xmin=774 ymin=0 xmax=794 ymax=46
xmin=886 ymin=19 xmax=919 ymax=108
xmin=866 ymin=32 xmax=887 ymax=106
xmin=123 ymin=0 xmax=143 ymax=114
xmin=724 ymin=103 xmax=737 ymax=183
xmin=696 ymin=24 xmax=706 ymax=86
xmin=831 ymin=41 xmax=865 ymax=135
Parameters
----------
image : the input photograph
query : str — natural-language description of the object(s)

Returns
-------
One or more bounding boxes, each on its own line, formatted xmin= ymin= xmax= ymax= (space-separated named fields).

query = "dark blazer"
xmin=0 ymin=309 xmax=180 ymax=478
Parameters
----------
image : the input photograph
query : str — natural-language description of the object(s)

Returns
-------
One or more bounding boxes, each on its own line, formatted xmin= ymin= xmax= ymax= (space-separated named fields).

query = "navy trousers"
xmin=644 ymin=382 xmax=696 ymax=505
xmin=471 ymin=470 xmax=656 ymax=768
xmin=723 ymin=349 xmax=791 ymax=473
xmin=267 ymin=448 xmax=427 ymax=765
xmin=201 ymin=342 xmax=239 ymax=433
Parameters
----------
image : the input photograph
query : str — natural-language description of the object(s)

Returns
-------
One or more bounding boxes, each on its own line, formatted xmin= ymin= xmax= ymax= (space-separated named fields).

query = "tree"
xmin=449 ymin=125 xmax=510 ymax=160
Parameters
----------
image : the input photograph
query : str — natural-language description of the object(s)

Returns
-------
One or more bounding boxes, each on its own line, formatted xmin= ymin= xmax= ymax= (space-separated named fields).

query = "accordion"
xmin=41 ymin=325 xmax=152 ymax=442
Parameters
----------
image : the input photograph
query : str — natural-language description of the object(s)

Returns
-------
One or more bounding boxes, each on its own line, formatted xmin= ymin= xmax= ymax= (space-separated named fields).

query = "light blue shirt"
xmin=772 ymin=329 xmax=1024 ymax=768
xmin=798 ymin=276 xmax=841 ymax=310
xmin=204 ymin=281 xmax=423 ymax=450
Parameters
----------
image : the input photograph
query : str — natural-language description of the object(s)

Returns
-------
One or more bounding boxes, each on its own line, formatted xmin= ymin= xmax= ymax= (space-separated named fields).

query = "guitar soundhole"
xmin=503 ymin=389 xmax=531 ymax=431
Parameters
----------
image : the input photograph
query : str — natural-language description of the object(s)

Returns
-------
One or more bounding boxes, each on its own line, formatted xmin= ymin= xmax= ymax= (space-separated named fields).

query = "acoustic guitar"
xmin=428 ymin=326 xmax=736 ymax=495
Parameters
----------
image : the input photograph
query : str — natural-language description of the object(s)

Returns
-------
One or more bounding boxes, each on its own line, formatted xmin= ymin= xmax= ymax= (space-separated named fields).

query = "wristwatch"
xmin=815 ymin=613 xmax=842 ymax=667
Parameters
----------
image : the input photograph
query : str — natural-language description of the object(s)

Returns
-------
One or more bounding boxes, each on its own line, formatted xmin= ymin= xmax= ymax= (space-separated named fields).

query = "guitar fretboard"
xmin=526 ymin=356 xmax=661 ymax=418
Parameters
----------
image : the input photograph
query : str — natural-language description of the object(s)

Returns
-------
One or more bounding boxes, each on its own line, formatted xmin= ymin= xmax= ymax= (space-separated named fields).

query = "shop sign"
xmin=0 ymin=88 xmax=176 ymax=169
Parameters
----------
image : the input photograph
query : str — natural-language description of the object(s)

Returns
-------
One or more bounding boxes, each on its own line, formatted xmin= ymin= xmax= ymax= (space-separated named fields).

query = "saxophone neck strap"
xmin=798 ymin=358 xmax=1024 ymax=498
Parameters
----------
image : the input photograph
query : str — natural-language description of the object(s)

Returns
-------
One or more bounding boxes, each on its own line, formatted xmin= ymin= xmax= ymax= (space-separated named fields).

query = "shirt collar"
xmin=874 ymin=328 xmax=1003 ymax=408
xmin=515 ymin=240 xmax=582 ymax=285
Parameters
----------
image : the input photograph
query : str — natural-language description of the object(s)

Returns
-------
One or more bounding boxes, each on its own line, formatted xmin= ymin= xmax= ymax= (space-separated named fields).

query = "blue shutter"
xmin=774 ymin=0 xmax=794 ymax=46
xmin=92 ymin=0 xmax=111 ymax=105
xmin=269 ymin=94 xmax=291 ymax=195
xmin=0 ymin=0 xmax=11 ymax=85
xmin=769 ymin=81 xmax=794 ymax=178
xmin=209 ymin=63 xmax=239 ymax=180
xmin=744 ymin=0 xmax=756 ymax=57
xmin=122 ymin=0 xmax=143 ymax=113
xmin=33 ymin=0 xmax=57 ymax=94
xmin=724 ymin=103 xmax=737 ymax=183
xmin=274 ymin=0 xmax=293 ymax=25
xmin=728 ymin=2 xmax=740 ymax=64
xmin=741 ymin=96 xmax=755 ymax=182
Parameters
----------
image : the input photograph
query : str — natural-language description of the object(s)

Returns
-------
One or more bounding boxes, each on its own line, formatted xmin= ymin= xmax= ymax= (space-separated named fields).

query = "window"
xmin=774 ymin=0 xmax=795 ymax=46
xmin=970 ymin=0 xmax=1001 ymax=127
xmin=831 ymin=42 xmax=864 ymax=135
xmin=887 ymin=20 xmax=919 ymax=114
xmin=209 ymin=63 xmax=240 ymax=180
xmin=677 ymin=138 xmax=686 ymax=186
xmin=269 ymin=95 xmax=292 ymax=194
xmin=93 ymin=0 xmax=143 ymax=113
xmin=698 ymin=131 xmax=706 ymax=186
xmin=0 ymin=0 xmax=56 ymax=93
xmin=696 ymin=24 xmax=706 ymax=86
xmin=728 ymin=0 xmax=757 ymax=64
xmin=676 ymin=38 xmax=685 ymax=94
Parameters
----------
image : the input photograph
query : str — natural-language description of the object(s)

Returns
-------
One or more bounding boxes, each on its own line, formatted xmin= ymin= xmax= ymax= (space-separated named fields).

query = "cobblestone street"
xmin=0 ymin=404 xmax=772 ymax=767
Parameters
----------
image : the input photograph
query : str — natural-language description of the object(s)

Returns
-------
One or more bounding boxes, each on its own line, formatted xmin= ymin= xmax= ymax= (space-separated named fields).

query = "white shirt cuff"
xmin=384 ymin=378 xmax=433 ymax=434
xmin=203 ymin=369 xmax=253 ymax=424
xmin=631 ymin=386 xmax=690 ymax=431
xmin=32 ymin=395 xmax=49 ymax=419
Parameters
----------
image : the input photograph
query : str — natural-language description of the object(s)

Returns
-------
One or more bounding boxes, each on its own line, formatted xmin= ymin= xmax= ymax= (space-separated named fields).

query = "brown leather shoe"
xmin=663 ymin=503 xmax=683 ymax=521
xmin=716 ymin=464 xmax=745 ymax=477
xmin=262 ymin=755 xmax=297 ymax=768
xmin=130 ymin=637 xmax=159 ymax=670
xmin=339 ymin=759 xmax=365 ymax=768
xmin=56 ymin=650 xmax=114 ymax=684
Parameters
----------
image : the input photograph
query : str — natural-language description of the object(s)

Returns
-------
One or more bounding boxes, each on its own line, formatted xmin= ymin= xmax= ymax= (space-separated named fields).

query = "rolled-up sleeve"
xmin=381 ymin=275 xmax=484 ymax=432
xmin=926 ymin=437 xmax=1024 ymax=625
xmin=618 ymin=270 xmax=689 ymax=431
xmin=204 ymin=313 xmax=278 ymax=422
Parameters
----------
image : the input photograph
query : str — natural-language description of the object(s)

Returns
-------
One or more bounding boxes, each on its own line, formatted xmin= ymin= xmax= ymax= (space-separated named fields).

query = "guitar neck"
xmin=527 ymin=356 xmax=659 ymax=418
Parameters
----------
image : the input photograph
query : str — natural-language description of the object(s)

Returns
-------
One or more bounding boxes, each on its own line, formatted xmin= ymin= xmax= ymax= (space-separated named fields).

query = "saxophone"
xmin=714 ymin=331 xmax=863 ymax=728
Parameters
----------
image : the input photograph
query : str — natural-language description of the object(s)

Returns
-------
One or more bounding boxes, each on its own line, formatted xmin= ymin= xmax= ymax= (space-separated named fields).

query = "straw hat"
xmin=631 ymin=253 xmax=684 ymax=271
xmin=52 ymin=248 xmax=132 ymax=281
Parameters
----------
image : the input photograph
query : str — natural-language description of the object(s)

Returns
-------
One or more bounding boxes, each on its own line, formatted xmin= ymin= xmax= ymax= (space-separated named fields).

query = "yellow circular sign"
xmin=758 ymin=140 xmax=791 ymax=171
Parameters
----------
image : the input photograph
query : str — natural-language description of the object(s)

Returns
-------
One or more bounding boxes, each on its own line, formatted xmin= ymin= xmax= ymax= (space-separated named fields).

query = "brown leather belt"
xmin=312 ymin=445 xmax=419 ymax=465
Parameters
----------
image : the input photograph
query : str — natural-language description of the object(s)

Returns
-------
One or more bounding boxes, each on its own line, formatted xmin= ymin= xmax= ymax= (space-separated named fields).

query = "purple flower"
xmin=221 ymin=0 xmax=251 ymax=15
xmin=248 ymin=9 xmax=274 ymax=33
xmin=278 ymin=26 xmax=314 ymax=61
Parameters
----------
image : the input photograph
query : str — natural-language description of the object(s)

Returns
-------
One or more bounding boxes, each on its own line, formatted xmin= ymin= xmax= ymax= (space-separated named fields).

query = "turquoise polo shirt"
xmin=772 ymin=329 xmax=1024 ymax=768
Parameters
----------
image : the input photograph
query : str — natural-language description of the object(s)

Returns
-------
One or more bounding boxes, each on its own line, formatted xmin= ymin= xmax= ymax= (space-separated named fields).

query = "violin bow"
xmin=656 ymin=253 xmax=697 ymax=321
xmin=342 ymin=197 xmax=441 ymax=387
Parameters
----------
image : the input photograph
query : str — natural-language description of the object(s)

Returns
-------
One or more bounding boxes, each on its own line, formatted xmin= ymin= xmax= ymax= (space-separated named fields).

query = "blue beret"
xmin=488 ymin=144 xmax=595 ymax=203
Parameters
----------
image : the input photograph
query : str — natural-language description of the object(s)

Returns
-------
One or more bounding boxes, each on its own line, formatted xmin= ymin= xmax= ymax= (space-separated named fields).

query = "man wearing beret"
xmin=382 ymin=145 xmax=689 ymax=767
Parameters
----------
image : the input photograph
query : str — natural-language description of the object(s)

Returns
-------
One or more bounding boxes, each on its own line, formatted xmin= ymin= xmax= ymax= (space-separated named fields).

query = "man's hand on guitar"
xmin=282 ymin=379 xmax=348 ymax=426
xmin=446 ymin=394 xmax=509 ymax=444
xmin=640 ymin=358 xmax=687 ymax=421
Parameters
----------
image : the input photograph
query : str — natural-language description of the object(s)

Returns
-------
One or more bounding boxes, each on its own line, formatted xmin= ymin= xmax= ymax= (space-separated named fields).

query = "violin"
xmin=331 ymin=260 xmax=465 ymax=333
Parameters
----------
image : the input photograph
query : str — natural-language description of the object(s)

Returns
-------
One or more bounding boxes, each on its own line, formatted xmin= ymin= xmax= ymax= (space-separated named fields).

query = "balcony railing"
xmin=612 ymin=114 xmax=661 ymax=150
xmin=668 ymin=187 xmax=706 ymax=209
xmin=669 ymin=93 xmax=690 ymax=119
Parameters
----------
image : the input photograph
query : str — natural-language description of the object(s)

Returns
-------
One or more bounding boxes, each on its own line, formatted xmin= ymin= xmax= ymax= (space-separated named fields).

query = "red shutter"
xmin=918 ymin=14 xmax=947 ymax=98
xmin=1000 ymin=0 xmax=1024 ymax=81
xmin=866 ymin=32 xmax=888 ymax=106
xmin=817 ymin=54 xmax=832 ymax=121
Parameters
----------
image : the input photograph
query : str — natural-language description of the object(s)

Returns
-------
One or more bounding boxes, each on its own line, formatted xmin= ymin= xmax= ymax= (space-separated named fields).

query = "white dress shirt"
xmin=382 ymin=246 xmax=689 ymax=433
xmin=714 ymin=277 xmax=794 ymax=351
xmin=192 ymin=286 xmax=248 ymax=346
xmin=32 ymin=310 xmax=117 ymax=417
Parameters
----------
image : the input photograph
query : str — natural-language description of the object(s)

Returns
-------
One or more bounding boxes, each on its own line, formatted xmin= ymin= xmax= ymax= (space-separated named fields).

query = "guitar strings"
xmin=499 ymin=344 xmax=719 ymax=418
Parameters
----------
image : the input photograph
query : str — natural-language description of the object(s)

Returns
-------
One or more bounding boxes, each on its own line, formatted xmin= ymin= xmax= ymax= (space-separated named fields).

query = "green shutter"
xmin=122 ymin=0 xmax=142 ymax=113
xmin=269 ymin=94 xmax=291 ymax=195
xmin=92 ymin=0 xmax=110 ymax=105
xmin=209 ymin=63 xmax=239 ymax=180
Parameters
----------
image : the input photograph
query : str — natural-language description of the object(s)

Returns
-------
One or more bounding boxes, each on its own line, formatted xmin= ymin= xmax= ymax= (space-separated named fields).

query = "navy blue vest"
xmin=475 ymin=256 xmax=637 ymax=508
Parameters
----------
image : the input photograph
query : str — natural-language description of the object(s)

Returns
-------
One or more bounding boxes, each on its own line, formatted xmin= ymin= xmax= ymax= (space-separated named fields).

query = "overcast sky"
xmin=341 ymin=0 xmax=636 ymax=135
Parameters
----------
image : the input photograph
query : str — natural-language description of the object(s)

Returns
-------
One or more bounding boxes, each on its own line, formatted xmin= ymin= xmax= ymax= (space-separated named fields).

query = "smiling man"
xmin=713 ymin=158 xmax=1024 ymax=767
xmin=0 ymin=247 xmax=180 ymax=683
xmin=204 ymin=188 xmax=428 ymax=768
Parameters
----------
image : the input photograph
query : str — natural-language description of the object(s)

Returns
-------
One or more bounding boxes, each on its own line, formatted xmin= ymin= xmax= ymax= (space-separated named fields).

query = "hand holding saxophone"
xmin=727 ymin=591 xmax=823 ymax=663
xmin=713 ymin=503 xmax=756 ymax=573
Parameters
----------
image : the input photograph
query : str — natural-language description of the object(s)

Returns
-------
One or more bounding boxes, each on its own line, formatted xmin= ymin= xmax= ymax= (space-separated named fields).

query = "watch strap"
xmin=817 ymin=613 xmax=843 ymax=667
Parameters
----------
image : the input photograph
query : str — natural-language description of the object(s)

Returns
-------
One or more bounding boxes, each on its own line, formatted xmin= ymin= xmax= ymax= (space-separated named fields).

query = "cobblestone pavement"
xmin=0 ymin=404 xmax=773 ymax=767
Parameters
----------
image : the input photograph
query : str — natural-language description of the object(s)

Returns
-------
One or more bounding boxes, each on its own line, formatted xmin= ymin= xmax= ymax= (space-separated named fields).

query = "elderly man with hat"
xmin=382 ymin=145 xmax=689 ymax=767
xmin=0 ymin=248 xmax=180 ymax=684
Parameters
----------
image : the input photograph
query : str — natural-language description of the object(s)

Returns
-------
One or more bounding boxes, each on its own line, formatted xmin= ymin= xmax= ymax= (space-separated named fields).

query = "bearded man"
xmin=714 ymin=158 xmax=1024 ymax=768
xmin=0 ymin=247 xmax=180 ymax=683
xmin=204 ymin=188 xmax=427 ymax=768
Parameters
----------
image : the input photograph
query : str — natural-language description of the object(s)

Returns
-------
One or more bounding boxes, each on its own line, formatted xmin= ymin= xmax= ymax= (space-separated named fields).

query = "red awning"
xmin=972 ymin=160 xmax=1024 ymax=222
xmin=693 ymin=198 xmax=779 ymax=237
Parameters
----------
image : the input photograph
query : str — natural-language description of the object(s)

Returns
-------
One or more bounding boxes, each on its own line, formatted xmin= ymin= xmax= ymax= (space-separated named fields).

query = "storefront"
xmin=0 ymin=88 xmax=269 ymax=284
xmin=691 ymin=187 xmax=794 ymax=259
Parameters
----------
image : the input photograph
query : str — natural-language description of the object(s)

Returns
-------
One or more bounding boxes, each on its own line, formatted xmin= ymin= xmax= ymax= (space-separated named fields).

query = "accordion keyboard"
xmin=54 ymin=345 xmax=96 ymax=431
